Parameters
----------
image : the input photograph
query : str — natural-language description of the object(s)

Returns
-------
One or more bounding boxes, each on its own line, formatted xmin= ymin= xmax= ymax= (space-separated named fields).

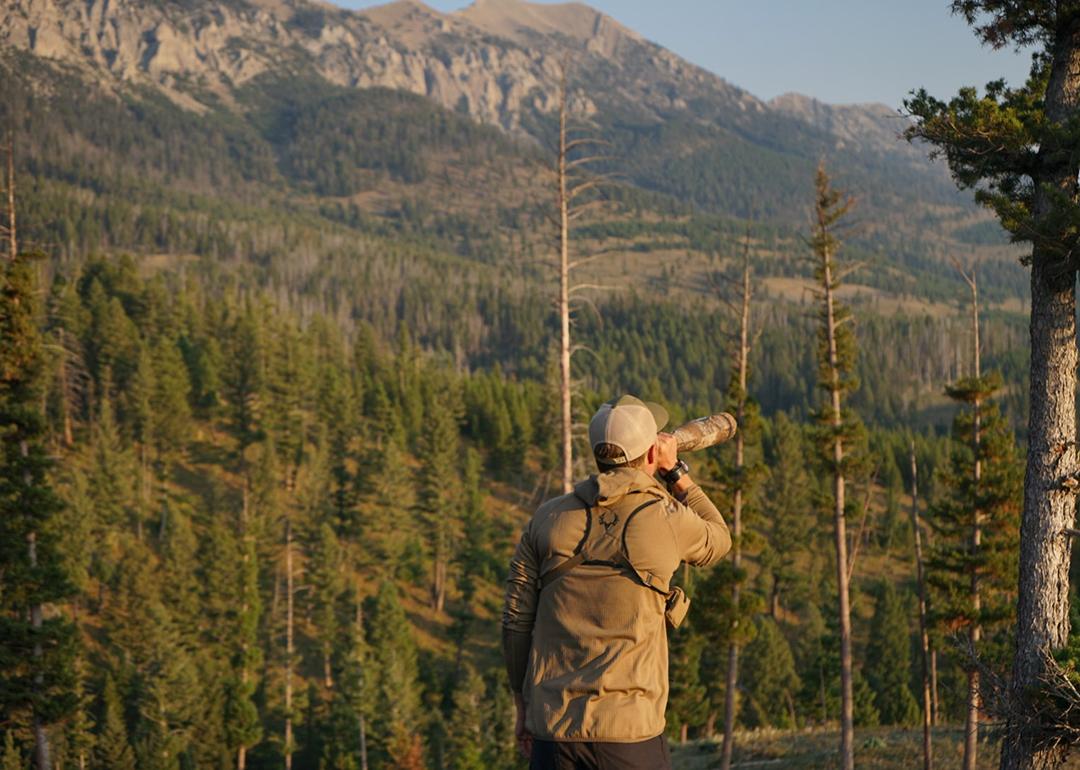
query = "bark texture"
xmin=1000 ymin=20 xmax=1080 ymax=770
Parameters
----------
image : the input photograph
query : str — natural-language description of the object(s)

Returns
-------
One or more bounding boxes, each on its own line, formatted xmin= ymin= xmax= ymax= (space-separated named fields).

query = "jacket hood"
xmin=573 ymin=467 xmax=659 ymax=507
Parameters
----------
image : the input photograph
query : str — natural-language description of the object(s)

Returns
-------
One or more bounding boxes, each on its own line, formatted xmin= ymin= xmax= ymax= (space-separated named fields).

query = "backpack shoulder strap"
xmin=620 ymin=496 xmax=671 ymax=596
xmin=540 ymin=496 xmax=659 ymax=590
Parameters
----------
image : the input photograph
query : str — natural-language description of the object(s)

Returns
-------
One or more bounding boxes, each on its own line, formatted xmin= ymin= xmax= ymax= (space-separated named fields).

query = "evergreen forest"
xmin=0 ymin=3 xmax=1072 ymax=768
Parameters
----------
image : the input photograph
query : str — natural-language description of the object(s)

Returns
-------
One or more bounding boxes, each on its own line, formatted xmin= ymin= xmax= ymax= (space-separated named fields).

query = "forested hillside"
xmin=0 ymin=0 xmax=1047 ymax=768
xmin=8 ymin=252 xmax=1015 ymax=769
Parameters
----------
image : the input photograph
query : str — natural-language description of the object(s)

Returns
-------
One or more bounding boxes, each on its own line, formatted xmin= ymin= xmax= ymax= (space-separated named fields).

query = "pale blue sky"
xmin=336 ymin=0 xmax=1034 ymax=108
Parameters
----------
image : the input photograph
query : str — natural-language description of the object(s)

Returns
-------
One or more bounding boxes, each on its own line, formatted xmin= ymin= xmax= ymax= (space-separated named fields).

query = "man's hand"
xmin=656 ymin=432 xmax=679 ymax=473
xmin=514 ymin=692 xmax=533 ymax=759
xmin=656 ymin=432 xmax=694 ymax=499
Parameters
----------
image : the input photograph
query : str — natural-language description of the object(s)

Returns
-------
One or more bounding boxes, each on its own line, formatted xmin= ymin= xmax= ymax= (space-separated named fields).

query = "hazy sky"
xmin=337 ymin=0 xmax=1034 ymax=108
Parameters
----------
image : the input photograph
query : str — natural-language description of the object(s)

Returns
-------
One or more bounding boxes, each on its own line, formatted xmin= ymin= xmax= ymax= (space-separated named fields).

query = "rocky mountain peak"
xmin=457 ymin=0 xmax=641 ymax=53
xmin=0 ymin=0 xmax=913 ymax=159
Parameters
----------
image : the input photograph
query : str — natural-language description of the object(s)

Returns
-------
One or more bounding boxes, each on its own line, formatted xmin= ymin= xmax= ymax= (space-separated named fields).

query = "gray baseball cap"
xmin=589 ymin=395 xmax=669 ymax=464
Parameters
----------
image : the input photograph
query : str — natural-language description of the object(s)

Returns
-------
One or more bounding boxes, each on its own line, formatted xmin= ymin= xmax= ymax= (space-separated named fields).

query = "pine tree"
xmin=761 ymin=412 xmax=812 ymax=618
xmin=323 ymin=588 xmax=373 ymax=770
xmin=234 ymin=488 xmax=263 ymax=770
xmin=129 ymin=344 xmax=155 ymax=540
xmin=366 ymin=581 xmax=423 ymax=769
xmin=852 ymin=668 xmax=880 ymax=728
xmin=1 ymin=733 xmax=21 ymax=770
xmin=223 ymin=304 xmax=266 ymax=454
xmin=0 ymin=248 xmax=77 ymax=769
xmin=906 ymin=8 xmax=1080 ymax=767
xmin=149 ymin=336 xmax=192 ymax=459
xmin=667 ymin=626 xmax=708 ymax=742
xmin=95 ymin=675 xmax=136 ymax=770
xmin=309 ymin=523 xmax=345 ymax=688
xmin=414 ymin=380 xmax=462 ymax=613
xmin=65 ymin=657 xmax=96 ymax=770
xmin=445 ymin=665 xmax=486 ymax=770
xmin=927 ymin=373 xmax=1021 ymax=735
xmin=808 ymin=163 xmax=864 ymax=770
xmin=865 ymin=581 xmax=920 ymax=726
xmin=740 ymin=616 xmax=800 ymax=729
xmin=484 ymin=677 xmax=518 ymax=770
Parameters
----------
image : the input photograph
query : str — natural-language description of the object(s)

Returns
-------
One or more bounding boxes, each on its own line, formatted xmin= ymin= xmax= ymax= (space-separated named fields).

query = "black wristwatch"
xmin=661 ymin=459 xmax=690 ymax=486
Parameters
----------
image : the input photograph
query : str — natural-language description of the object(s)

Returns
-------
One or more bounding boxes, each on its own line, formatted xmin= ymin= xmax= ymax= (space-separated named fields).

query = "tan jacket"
xmin=501 ymin=467 xmax=730 ymax=742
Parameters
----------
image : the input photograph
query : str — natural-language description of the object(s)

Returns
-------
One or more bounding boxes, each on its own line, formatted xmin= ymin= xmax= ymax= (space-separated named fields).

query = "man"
xmin=502 ymin=395 xmax=732 ymax=770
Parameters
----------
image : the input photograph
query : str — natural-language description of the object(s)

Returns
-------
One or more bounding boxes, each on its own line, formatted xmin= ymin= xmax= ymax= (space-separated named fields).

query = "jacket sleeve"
xmin=501 ymin=520 xmax=539 ymax=693
xmin=669 ymin=483 xmax=731 ymax=567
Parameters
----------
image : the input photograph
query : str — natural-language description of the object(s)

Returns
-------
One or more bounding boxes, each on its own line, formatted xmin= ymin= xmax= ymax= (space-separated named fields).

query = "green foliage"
xmin=927 ymin=373 xmax=1021 ymax=675
xmin=5 ymin=244 xmax=1021 ymax=763
xmin=0 ymin=253 xmax=78 ymax=739
xmin=864 ymin=582 xmax=920 ymax=726
xmin=740 ymin=617 xmax=801 ymax=729
xmin=852 ymin=668 xmax=881 ymax=728
xmin=444 ymin=666 xmax=487 ymax=770
xmin=667 ymin=627 xmax=709 ymax=739
xmin=366 ymin=581 xmax=424 ymax=768
xmin=1 ymin=732 xmax=22 ymax=770
xmin=96 ymin=675 xmax=136 ymax=770
xmin=760 ymin=412 xmax=813 ymax=616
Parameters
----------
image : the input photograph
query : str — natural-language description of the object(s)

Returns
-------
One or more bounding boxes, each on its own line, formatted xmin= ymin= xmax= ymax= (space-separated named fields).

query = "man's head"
xmin=589 ymin=395 xmax=669 ymax=472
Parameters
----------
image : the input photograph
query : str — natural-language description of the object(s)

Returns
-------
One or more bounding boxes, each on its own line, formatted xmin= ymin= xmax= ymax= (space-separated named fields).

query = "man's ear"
xmin=647 ymin=442 xmax=658 ymax=464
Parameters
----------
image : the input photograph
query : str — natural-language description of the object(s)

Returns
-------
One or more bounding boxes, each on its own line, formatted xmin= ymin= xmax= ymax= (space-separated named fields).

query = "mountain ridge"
xmin=2 ymin=0 xmax=907 ymax=151
xmin=1 ymin=0 xmax=1025 ymax=304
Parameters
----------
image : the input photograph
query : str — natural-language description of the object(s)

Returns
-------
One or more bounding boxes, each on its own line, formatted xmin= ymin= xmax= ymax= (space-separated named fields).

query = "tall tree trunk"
xmin=720 ymin=254 xmax=752 ymax=770
xmin=964 ymin=270 xmax=982 ymax=770
xmin=239 ymin=479 xmax=253 ymax=770
xmin=356 ymin=587 xmax=369 ymax=770
xmin=432 ymin=524 xmax=447 ymax=613
xmin=23 ymin=436 xmax=50 ymax=770
xmin=823 ymin=236 xmax=854 ymax=770
xmin=911 ymin=443 xmax=933 ymax=770
xmin=58 ymin=329 xmax=74 ymax=449
xmin=931 ymin=649 xmax=939 ymax=726
xmin=10 ymin=152 xmax=46 ymax=769
xmin=359 ymin=714 xmax=368 ymax=770
xmin=29 ymin=535 xmax=50 ymax=770
xmin=285 ymin=518 xmax=294 ymax=770
xmin=557 ymin=70 xmax=573 ymax=494
xmin=1000 ymin=24 xmax=1080 ymax=770
xmin=5 ymin=131 xmax=15 ymax=260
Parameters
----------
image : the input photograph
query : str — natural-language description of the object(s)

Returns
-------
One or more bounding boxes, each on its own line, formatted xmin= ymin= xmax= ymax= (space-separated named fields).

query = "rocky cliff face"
xmin=2 ymin=0 xmax=706 ymax=126
xmin=1 ymin=0 xmax=821 ymax=135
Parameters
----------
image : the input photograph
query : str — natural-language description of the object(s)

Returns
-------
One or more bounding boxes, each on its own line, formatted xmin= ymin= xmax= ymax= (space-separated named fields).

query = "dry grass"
xmin=670 ymin=725 xmax=1080 ymax=769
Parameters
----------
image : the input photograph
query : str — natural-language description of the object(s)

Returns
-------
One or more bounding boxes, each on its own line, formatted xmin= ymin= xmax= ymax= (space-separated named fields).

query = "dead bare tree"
xmin=551 ymin=64 xmax=613 ymax=490
xmin=911 ymin=442 xmax=934 ymax=770
xmin=715 ymin=232 xmax=760 ymax=770
xmin=951 ymin=259 xmax=984 ymax=770
xmin=284 ymin=517 xmax=295 ymax=770
xmin=1 ymin=130 xmax=15 ymax=261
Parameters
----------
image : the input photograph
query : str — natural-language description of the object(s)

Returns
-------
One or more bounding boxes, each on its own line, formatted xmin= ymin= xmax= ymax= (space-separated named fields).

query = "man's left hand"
xmin=514 ymin=693 xmax=533 ymax=759
xmin=656 ymin=432 xmax=678 ymax=473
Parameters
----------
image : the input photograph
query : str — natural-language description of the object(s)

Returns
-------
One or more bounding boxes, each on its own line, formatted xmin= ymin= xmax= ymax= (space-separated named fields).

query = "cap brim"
xmin=645 ymin=401 xmax=669 ymax=431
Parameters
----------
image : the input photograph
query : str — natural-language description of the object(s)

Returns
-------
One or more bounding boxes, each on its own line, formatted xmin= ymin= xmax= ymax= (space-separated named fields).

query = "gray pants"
xmin=530 ymin=735 xmax=672 ymax=770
